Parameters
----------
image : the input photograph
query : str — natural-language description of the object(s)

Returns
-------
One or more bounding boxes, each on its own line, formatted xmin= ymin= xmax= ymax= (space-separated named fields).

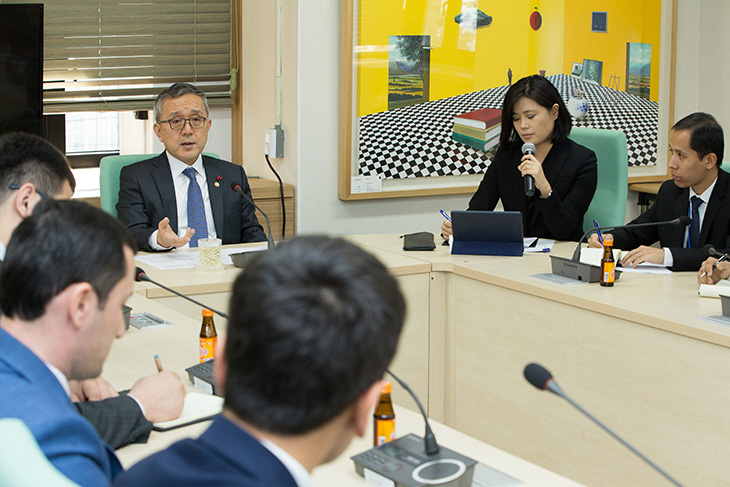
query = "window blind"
xmin=8 ymin=0 xmax=232 ymax=113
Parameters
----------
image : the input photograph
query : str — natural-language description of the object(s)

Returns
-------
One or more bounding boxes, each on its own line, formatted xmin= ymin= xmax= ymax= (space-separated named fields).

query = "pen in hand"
xmin=700 ymin=254 xmax=728 ymax=278
xmin=154 ymin=354 xmax=164 ymax=373
xmin=439 ymin=210 xmax=451 ymax=222
xmin=593 ymin=219 xmax=604 ymax=245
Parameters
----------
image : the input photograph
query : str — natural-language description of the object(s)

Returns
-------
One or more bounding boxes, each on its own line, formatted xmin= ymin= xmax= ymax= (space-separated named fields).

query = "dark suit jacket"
xmin=76 ymin=395 xmax=151 ymax=449
xmin=610 ymin=169 xmax=730 ymax=271
xmin=0 ymin=328 xmax=122 ymax=487
xmin=117 ymin=152 xmax=266 ymax=251
xmin=468 ymin=138 xmax=597 ymax=241
xmin=114 ymin=415 xmax=299 ymax=487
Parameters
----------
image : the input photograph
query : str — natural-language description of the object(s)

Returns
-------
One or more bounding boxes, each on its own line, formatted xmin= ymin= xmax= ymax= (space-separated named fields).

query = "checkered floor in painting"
xmin=358 ymin=73 xmax=658 ymax=179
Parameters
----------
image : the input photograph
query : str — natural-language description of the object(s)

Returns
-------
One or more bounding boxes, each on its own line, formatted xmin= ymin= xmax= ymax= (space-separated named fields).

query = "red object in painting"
xmin=530 ymin=10 xmax=542 ymax=31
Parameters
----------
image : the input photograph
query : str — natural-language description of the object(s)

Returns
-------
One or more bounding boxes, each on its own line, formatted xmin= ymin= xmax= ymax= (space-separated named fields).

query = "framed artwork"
xmin=571 ymin=62 xmax=583 ymax=77
xmin=626 ymin=43 xmax=652 ymax=100
xmin=339 ymin=0 xmax=677 ymax=200
xmin=581 ymin=59 xmax=603 ymax=85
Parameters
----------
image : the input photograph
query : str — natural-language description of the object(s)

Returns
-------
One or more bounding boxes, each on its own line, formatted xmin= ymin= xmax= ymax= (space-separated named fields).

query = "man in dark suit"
xmin=0 ymin=132 xmax=184 ymax=449
xmin=117 ymin=83 xmax=266 ymax=251
xmin=589 ymin=112 xmax=729 ymax=271
xmin=0 ymin=200 xmax=145 ymax=486
xmin=114 ymin=236 xmax=407 ymax=487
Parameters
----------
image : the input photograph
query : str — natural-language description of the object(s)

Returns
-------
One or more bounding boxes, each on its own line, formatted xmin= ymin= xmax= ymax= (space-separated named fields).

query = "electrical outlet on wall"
xmin=266 ymin=125 xmax=285 ymax=158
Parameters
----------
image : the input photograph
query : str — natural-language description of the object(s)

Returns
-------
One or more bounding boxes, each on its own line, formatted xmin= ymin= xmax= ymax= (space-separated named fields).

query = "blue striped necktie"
xmin=688 ymin=196 xmax=702 ymax=249
xmin=183 ymin=166 xmax=208 ymax=247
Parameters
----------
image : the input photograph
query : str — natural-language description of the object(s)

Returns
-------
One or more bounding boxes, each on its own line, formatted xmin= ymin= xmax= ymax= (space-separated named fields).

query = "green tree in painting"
xmin=389 ymin=35 xmax=430 ymax=110
xmin=396 ymin=36 xmax=425 ymax=80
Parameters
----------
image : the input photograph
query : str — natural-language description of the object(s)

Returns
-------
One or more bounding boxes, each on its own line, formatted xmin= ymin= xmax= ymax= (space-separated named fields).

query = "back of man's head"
xmin=224 ymin=236 xmax=406 ymax=435
xmin=0 ymin=199 xmax=136 ymax=320
xmin=0 ymin=132 xmax=76 ymax=203
xmin=672 ymin=112 xmax=725 ymax=166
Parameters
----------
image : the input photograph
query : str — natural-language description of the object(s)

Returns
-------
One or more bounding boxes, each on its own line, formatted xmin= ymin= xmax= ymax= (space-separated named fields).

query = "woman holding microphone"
xmin=441 ymin=75 xmax=597 ymax=241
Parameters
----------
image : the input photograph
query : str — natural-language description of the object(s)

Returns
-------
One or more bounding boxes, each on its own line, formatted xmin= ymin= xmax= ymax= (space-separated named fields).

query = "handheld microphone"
xmin=230 ymin=182 xmax=275 ymax=250
xmin=551 ymin=216 xmax=692 ymax=282
xmin=522 ymin=142 xmax=536 ymax=197
xmin=135 ymin=266 xmax=230 ymax=320
xmin=524 ymin=363 xmax=685 ymax=487
xmin=387 ymin=369 xmax=439 ymax=455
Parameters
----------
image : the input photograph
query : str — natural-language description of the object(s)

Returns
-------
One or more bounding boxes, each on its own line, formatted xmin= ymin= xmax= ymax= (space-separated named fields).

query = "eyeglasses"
xmin=157 ymin=116 xmax=208 ymax=130
xmin=8 ymin=184 xmax=49 ymax=200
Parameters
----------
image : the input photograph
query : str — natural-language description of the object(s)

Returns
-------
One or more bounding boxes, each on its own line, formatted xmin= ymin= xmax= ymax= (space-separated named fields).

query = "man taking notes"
xmin=117 ymin=82 xmax=266 ymax=251
xmin=0 ymin=132 xmax=184 ymax=449
xmin=114 ymin=236 xmax=406 ymax=487
xmin=0 ymin=200 xmax=144 ymax=486
xmin=589 ymin=112 xmax=730 ymax=271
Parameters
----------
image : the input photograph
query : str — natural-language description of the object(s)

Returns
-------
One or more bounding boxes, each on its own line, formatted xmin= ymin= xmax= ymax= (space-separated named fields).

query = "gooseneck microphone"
xmin=708 ymin=246 xmax=730 ymax=261
xmin=135 ymin=266 xmax=230 ymax=320
xmin=524 ymin=363 xmax=685 ymax=487
xmin=230 ymin=181 xmax=275 ymax=250
xmin=571 ymin=216 xmax=692 ymax=262
xmin=522 ymin=142 xmax=536 ymax=197
xmin=387 ymin=369 xmax=439 ymax=455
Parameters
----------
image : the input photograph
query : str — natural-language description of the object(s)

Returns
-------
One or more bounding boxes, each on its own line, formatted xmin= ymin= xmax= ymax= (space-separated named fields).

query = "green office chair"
xmin=0 ymin=418 xmax=81 ymax=487
xmin=99 ymin=152 xmax=219 ymax=218
xmin=569 ymin=127 xmax=629 ymax=233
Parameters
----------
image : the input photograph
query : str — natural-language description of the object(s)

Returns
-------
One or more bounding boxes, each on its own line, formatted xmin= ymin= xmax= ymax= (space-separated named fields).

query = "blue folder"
xmin=450 ymin=210 xmax=524 ymax=256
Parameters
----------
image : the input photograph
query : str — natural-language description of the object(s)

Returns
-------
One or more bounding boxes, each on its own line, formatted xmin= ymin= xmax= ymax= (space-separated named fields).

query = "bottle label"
xmin=200 ymin=337 xmax=217 ymax=363
xmin=602 ymin=261 xmax=615 ymax=284
xmin=375 ymin=419 xmax=396 ymax=446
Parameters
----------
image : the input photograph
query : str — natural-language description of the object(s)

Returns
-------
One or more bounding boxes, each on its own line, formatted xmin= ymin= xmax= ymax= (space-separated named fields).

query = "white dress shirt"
xmin=149 ymin=152 xmax=218 ymax=250
xmin=664 ymin=176 xmax=717 ymax=266
xmin=44 ymin=362 xmax=71 ymax=398
xmin=260 ymin=438 xmax=314 ymax=487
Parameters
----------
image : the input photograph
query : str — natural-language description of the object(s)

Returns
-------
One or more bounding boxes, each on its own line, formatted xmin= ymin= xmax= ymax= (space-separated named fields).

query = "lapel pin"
xmin=214 ymin=176 xmax=222 ymax=188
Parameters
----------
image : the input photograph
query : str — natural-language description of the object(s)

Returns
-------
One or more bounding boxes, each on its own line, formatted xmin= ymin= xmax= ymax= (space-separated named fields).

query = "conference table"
xmin=109 ymin=254 xmax=582 ymax=486
xmin=110 ymin=237 xmax=730 ymax=487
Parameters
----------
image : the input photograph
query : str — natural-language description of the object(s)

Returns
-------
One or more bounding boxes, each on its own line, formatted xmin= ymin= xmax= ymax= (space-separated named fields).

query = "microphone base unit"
xmin=720 ymin=295 xmax=730 ymax=317
xmin=549 ymin=255 xmax=622 ymax=283
xmin=352 ymin=434 xmax=476 ymax=487
xmin=185 ymin=360 xmax=222 ymax=397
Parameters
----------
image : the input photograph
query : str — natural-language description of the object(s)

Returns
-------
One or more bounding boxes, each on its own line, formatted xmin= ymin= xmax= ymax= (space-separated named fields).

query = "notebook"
xmin=152 ymin=392 xmax=223 ymax=431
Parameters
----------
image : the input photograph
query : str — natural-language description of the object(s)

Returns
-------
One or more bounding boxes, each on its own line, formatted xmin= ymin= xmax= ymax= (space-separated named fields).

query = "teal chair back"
xmin=99 ymin=152 xmax=219 ymax=218
xmin=0 ymin=418 xmax=81 ymax=487
xmin=569 ymin=127 xmax=629 ymax=232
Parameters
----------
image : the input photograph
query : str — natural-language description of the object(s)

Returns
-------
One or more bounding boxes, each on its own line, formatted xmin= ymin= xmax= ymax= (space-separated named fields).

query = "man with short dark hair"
xmin=0 ymin=200 xmax=138 ymax=486
xmin=117 ymin=82 xmax=266 ymax=251
xmin=115 ymin=236 xmax=407 ymax=487
xmin=589 ymin=112 xmax=730 ymax=271
xmin=0 ymin=132 xmax=184 ymax=449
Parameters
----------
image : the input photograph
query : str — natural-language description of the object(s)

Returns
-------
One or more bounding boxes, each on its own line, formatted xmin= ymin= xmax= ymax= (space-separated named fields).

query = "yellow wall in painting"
xmin=356 ymin=0 xmax=659 ymax=117
xmin=563 ymin=0 xmax=661 ymax=102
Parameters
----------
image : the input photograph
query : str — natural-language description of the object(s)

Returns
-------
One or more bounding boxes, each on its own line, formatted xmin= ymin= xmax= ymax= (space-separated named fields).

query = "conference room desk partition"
xmin=353 ymin=234 xmax=730 ymax=487
xmin=124 ymin=238 xmax=730 ymax=486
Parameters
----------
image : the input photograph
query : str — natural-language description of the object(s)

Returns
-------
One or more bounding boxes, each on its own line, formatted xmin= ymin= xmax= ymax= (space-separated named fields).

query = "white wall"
xmin=675 ymin=0 xmax=730 ymax=132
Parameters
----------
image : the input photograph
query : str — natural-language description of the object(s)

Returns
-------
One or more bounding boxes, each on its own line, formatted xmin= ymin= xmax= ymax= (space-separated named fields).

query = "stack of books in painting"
xmin=451 ymin=107 xmax=502 ymax=153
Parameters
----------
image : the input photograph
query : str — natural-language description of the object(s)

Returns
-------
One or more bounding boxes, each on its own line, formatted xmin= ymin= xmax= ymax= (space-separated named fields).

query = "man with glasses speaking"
xmin=117 ymin=83 xmax=266 ymax=251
